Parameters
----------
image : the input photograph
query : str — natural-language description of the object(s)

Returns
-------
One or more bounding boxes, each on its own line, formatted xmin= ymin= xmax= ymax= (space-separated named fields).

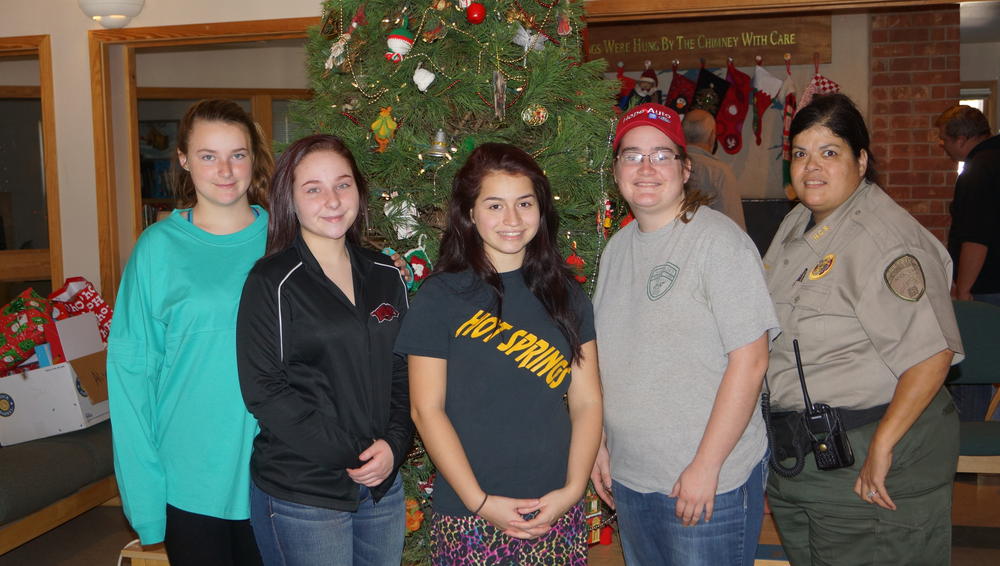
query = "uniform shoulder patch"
xmin=884 ymin=254 xmax=925 ymax=301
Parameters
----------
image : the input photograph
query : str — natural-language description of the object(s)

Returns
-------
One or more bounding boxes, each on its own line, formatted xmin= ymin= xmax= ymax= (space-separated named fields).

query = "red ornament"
xmin=566 ymin=243 xmax=587 ymax=283
xmin=466 ymin=2 xmax=486 ymax=24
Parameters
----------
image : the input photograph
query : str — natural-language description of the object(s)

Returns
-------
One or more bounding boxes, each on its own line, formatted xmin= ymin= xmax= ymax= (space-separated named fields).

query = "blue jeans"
xmin=250 ymin=475 xmax=405 ymax=566
xmin=614 ymin=457 xmax=767 ymax=566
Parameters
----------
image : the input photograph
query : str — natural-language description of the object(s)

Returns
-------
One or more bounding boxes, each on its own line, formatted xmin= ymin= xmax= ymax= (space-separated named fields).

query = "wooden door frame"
xmin=0 ymin=35 xmax=62 ymax=284
xmin=89 ymin=18 xmax=315 ymax=301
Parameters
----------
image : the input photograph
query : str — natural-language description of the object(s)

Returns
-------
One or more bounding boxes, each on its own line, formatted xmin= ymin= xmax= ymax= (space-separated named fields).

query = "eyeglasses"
xmin=616 ymin=149 xmax=682 ymax=167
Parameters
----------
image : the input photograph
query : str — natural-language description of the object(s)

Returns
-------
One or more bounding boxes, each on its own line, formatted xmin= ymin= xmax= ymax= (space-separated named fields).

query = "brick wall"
xmin=870 ymin=6 xmax=960 ymax=242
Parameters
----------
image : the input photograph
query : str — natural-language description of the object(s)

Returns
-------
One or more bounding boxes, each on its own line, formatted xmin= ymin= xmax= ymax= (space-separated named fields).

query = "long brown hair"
xmin=264 ymin=134 xmax=369 ymax=256
xmin=171 ymin=99 xmax=273 ymax=209
xmin=437 ymin=143 xmax=583 ymax=362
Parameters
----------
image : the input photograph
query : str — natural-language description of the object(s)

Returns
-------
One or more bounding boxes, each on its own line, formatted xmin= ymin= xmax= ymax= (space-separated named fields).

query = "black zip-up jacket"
xmin=236 ymin=235 xmax=413 ymax=510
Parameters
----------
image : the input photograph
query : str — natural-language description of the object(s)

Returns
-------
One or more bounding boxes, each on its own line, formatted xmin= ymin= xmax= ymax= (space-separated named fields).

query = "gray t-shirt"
xmin=593 ymin=207 xmax=778 ymax=495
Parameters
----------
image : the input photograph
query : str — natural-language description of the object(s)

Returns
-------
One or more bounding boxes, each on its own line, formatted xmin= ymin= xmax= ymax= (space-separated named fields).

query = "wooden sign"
xmin=586 ymin=14 xmax=831 ymax=71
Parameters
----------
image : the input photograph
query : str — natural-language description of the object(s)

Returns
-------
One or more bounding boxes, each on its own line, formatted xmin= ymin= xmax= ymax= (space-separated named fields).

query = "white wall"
xmin=0 ymin=0 xmax=324 ymax=293
xmin=961 ymin=41 xmax=1000 ymax=126
xmin=136 ymin=44 xmax=309 ymax=89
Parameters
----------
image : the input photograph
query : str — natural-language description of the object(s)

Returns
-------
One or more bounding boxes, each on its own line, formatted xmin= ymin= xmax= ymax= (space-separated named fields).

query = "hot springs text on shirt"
xmin=454 ymin=310 xmax=572 ymax=388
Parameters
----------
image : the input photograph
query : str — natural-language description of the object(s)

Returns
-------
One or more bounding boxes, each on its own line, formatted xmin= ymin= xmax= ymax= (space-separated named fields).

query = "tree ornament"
xmin=556 ymin=0 xmax=572 ymax=37
xmin=422 ymin=18 xmax=447 ymax=43
xmin=431 ymin=0 xmax=449 ymax=9
xmin=566 ymin=242 xmax=587 ymax=283
xmin=323 ymin=4 xmax=367 ymax=73
xmin=456 ymin=0 xmax=472 ymax=9
xmin=385 ymin=16 xmax=415 ymax=63
xmin=466 ymin=2 xmax=486 ymax=24
xmin=512 ymin=23 xmax=547 ymax=54
xmin=320 ymin=9 xmax=339 ymax=39
xmin=380 ymin=6 xmax=408 ymax=30
xmin=426 ymin=129 xmax=450 ymax=158
xmin=504 ymin=6 xmax=535 ymax=27
xmin=384 ymin=196 xmax=418 ymax=239
xmin=521 ymin=104 xmax=548 ymax=126
xmin=599 ymin=198 xmax=613 ymax=237
xmin=413 ymin=64 xmax=436 ymax=92
xmin=405 ymin=498 xmax=425 ymax=533
xmin=404 ymin=234 xmax=433 ymax=290
xmin=492 ymin=71 xmax=507 ymax=120
xmin=371 ymin=106 xmax=397 ymax=152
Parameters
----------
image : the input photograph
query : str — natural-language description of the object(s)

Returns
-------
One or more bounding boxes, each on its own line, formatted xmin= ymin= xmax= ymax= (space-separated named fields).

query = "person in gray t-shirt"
xmin=591 ymin=104 xmax=778 ymax=566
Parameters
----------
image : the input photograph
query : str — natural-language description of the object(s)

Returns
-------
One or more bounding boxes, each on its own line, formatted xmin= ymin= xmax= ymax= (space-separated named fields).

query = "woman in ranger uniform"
xmin=762 ymin=93 xmax=963 ymax=565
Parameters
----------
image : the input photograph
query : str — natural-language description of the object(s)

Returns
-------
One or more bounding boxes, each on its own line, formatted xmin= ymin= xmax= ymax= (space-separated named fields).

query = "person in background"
xmin=591 ymin=103 xmax=777 ymax=566
xmin=935 ymin=105 xmax=1000 ymax=306
xmin=934 ymin=105 xmax=1000 ymax=421
xmin=682 ymin=108 xmax=748 ymax=230
xmin=399 ymin=143 xmax=603 ymax=565
xmin=764 ymin=93 xmax=962 ymax=565
xmin=237 ymin=134 xmax=412 ymax=566
xmin=108 ymin=99 xmax=272 ymax=566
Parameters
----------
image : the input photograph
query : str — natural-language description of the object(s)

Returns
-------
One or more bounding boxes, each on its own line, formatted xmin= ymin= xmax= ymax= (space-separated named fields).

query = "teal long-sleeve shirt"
xmin=107 ymin=208 xmax=267 ymax=544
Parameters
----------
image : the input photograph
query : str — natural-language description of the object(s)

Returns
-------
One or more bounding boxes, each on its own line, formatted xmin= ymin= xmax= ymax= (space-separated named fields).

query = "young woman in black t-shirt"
xmin=397 ymin=143 xmax=603 ymax=565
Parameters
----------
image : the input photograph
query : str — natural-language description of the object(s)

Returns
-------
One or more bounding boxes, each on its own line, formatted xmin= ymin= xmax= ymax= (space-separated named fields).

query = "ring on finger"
xmin=866 ymin=490 xmax=878 ymax=499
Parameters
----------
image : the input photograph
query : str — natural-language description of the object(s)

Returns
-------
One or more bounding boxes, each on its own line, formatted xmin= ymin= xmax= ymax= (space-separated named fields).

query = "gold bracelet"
xmin=473 ymin=493 xmax=489 ymax=515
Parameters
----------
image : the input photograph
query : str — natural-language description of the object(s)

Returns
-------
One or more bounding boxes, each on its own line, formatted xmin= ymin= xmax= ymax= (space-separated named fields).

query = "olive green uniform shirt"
xmin=762 ymin=181 xmax=963 ymax=412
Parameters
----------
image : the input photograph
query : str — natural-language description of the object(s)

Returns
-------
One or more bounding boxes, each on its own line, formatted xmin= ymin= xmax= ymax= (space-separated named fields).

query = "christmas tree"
xmin=294 ymin=1 xmax=617 ymax=561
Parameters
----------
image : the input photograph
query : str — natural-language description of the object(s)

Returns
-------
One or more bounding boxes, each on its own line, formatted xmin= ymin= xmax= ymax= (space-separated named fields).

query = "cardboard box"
xmin=0 ymin=354 xmax=109 ymax=446
xmin=0 ymin=313 xmax=109 ymax=446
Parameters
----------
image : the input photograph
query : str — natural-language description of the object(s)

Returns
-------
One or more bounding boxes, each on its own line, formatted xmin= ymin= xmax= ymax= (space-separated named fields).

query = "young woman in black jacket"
xmin=236 ymin=134 xmax=412 ymax=566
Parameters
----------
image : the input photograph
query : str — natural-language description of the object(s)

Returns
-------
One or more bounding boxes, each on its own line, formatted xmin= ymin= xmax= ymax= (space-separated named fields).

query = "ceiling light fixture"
xmin=78 ymin=0 xmax=145 ymax=29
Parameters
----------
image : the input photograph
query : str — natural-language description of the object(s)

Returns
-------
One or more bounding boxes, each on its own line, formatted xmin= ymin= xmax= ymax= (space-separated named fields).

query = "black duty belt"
xmin=765 ymin=403 xmax=888 ymax=477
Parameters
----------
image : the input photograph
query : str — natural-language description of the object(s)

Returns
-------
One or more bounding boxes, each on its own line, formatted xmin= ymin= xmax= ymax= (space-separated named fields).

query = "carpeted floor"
xmin=1 ymin=475 xmax=998 ymax=565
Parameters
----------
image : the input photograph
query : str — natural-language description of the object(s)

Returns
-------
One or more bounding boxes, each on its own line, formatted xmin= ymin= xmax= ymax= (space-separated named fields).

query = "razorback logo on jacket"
xmin=370 ymin=303 xmax=400 ymax=323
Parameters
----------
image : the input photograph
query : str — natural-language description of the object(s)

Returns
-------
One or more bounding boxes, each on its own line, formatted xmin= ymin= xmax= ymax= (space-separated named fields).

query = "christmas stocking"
xmin=616 ymin=62 xmax=635 ymax=99
xmin=404 ymin=235 xmax=433 ymax=291
xmin=751 ymin=63 xmax=783 ymax=145
xmin=779 ymin=70 xmax=798 ymax=199
xmin=664 ymin=61 xmax=696 ymax=114
xmin=797 ymin=72 xmax=840 ymax=113
xmin=716 ymin=60 xmax=752 ymax=154
xmin=691 ymin=63 xmax=729 ymax=117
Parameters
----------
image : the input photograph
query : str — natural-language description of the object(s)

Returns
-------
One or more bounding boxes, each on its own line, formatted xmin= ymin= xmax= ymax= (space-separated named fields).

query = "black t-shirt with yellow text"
xmin=395 ymin=269 xmax=595 ymax=516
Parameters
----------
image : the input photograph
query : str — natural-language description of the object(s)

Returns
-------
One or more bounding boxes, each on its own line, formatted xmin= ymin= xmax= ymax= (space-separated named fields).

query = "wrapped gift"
xmin=49 ymin=277 xmax=113 ymax=341
xmin=585 ymin=485 xmax=603 ymax=545
xmin=0 ymin=288 xmax=54 ymax=373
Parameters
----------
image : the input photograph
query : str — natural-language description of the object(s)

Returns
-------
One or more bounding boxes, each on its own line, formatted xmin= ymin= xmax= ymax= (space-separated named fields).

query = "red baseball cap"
xmin=613 ymin=103 xmax=686 ymax=152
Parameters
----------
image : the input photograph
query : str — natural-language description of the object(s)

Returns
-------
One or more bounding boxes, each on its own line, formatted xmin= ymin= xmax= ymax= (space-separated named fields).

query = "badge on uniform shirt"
xmin=884 ymin=254 xmax=925 ymax=301
xmin=808 ymin=254 xmax=836 ymax=280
